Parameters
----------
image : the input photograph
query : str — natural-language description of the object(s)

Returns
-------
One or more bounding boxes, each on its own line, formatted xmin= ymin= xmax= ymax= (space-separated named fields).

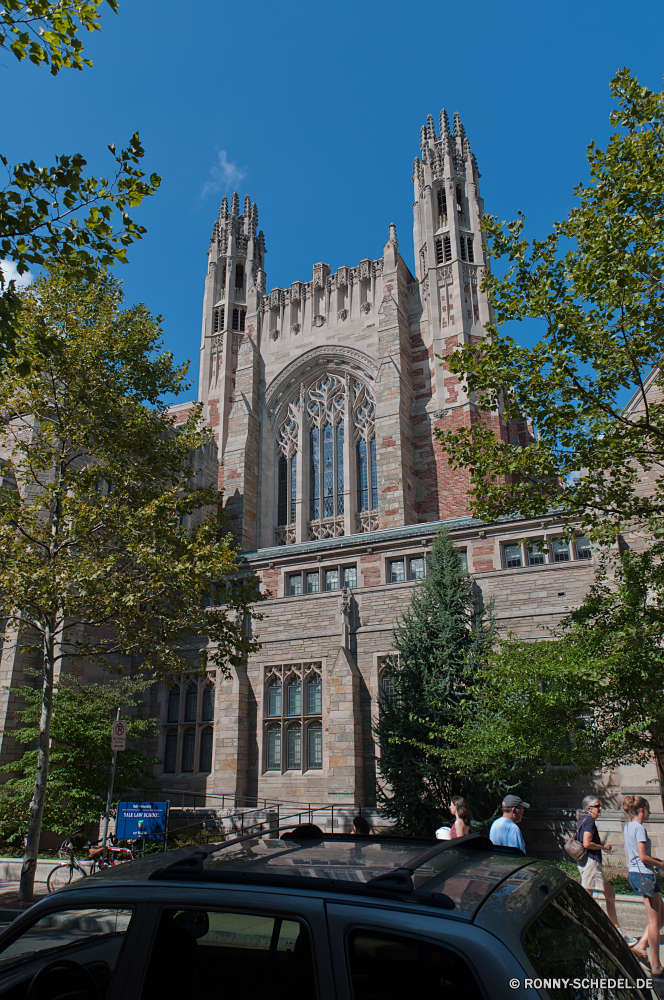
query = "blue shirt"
xmin=490 ymin=815 xmax=526 ymax=851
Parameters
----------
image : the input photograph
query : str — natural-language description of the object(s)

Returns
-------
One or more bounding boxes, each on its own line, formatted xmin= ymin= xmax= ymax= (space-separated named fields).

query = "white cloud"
xmin=1 ymin=259 xmax=33 ymax=290
xmin=201 ymin=150 xmax=246 ymax=200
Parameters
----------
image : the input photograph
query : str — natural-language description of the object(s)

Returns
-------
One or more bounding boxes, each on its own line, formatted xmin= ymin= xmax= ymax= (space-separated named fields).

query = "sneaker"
xmin=618 ymin=928 xmax=639 ymax=947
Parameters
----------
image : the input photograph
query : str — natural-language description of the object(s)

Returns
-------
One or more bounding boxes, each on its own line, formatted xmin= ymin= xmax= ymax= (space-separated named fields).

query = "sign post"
xmin=101 ymin=710 xmax=125 ymax=857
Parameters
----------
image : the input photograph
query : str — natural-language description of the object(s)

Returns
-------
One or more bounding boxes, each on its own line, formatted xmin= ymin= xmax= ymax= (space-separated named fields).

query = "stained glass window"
xmin=371 ymin=437 xmax=378 ymax=509
xmin=290 ymin=454 xmax=297 ymax=523
xmin=310 ymin=427 xmax=320 ymax=520
xmin=277 ymin=455 xmax=288 ymax=526
xmin=336 ymin=421 xmax=344 ymax=515
xmin=199 ymin=728 xmax=213 ymax=771
xmin=308 ymin=724 xmax=322 ymax=769
xmin=267 ymin=727 xmax=281 ymax=769
xmin=323 ymin=423 xmax=334 ymax=518
xmin=287 ymin=680 xmax=301 ymax=716
xmin=358 ymin=439 xmax=368 ymax=511
xmin=287 ymin=725 xmax=301 ymax=769
xmin=307 ymin=677 xmax=322 ymax=714
xmin=267 ymin=682 xmax=281 ymax=717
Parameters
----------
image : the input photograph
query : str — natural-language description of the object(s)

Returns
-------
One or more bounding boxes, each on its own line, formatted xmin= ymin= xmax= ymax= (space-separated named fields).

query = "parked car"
xmin=0 ymin=831 xmax=651 ymax=1000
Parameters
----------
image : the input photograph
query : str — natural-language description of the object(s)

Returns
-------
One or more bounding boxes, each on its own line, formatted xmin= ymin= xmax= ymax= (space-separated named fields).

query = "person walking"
xmin=623 ymin=795 xmax=664 ymax=977
xmin=489 ymin=795 xmax=529 ymax=851
xmin=352 ymin=816 xmax=371 ymax=835
xmin=575 ymin=795 xmax=637 ymax=946
xmin=449 ymin=796 xmax=471 ymax=838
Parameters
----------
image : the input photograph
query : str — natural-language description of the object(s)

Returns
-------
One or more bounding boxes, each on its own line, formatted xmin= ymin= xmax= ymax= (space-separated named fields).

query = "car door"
xmin=325 ymin=901 xmax=531 ymax=1000
xmin=120 ymin=887 xmax=334 ymax=1000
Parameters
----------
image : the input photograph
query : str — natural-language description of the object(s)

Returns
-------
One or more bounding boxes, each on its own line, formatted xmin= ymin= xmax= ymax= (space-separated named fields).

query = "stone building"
xmin=156 ymin=109 xmax=662 ymax=837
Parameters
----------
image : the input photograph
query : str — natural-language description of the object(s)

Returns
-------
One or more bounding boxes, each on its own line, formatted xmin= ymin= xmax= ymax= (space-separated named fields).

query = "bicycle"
xmin=46 ymin=834 xmax=136 ymax=893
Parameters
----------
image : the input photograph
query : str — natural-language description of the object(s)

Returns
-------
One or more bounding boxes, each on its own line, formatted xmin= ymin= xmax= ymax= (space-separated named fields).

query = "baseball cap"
xmin=503 ymin=795 xmax=530 ymax=809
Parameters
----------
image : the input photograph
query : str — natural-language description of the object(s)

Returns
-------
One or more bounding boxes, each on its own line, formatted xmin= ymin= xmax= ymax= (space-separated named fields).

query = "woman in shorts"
xmin=623 ymin=794 xmax=664 ymax=977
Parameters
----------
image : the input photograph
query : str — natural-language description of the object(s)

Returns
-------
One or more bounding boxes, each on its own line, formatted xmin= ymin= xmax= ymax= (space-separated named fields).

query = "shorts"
xmin=578 ymin=855 xmax=605 ymax=891
xmin=628 ymin=871 xmax=661 ymax=897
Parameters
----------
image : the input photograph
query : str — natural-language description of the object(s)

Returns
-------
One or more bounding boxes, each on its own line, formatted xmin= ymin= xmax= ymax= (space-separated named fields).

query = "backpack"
xmin=564 ymin=819 xmax=588 ymax=865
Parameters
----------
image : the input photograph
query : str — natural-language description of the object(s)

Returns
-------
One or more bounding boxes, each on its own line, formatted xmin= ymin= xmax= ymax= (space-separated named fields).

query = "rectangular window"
xmin=527 ymin=542 xmax=546 ymax=565
xmin=458 ymin=549 xmax=468 ymax=571
xmin=164 ymin=733 xmax=177 ymax=772
xmin=277 ymin=455 xmax=287 ymax=526
xmin=306 ymin=572 xmax=319 ymax=594
xmin=504 ymin=543 xmax=522 ymax=568
xmin=288 ymin=574 xmax=302 ymax=596
xmin=287 ymin=726 xmax=301 ymax=769
xmin=307 ymin=678 xmax=322 ymax=715
xmin=389 ymin=560 xmax=405 ymax=584
xmin=232 ymin=308 xmax=239 ymax=331
xmin=181 ymin=731 xmax=195 ymax=772
xmin=370 ymin=437 xmax=377 ymax=510
xmin=310 ymin=426 xmax=320 ymax=520
xmin=343 ymin=566 xmax=357 ymax=588
xmin=287 ymin=681 xmax=301 ymax=716
xmin=307 ymin=725 xmax=322 ymax=769
xmin=325 ymin=569 xmax=339 ymax=591
xmin=235 ymin=263 xmax=244 ymax=290
xmin=576 ymin=535 xmax=592 ymax=559
xmin=552 ymin=538 xmax=570 ymax=562
xmin=467 ymin=237 xmax=474 ymax=263
xmin=460 ymin=236 xmax=467 ymax=262
xmin=409 ymin=557 xmax=425 ymax=580
xmin=437 ymin=187 xmax=447 ymax=220
xmin=435 ymin=239 xmax=444 ymax=266
xmin=443 ymin=234 xmax=452 ymax=262
xmin=199 ymin=728 xmax=213 ymax=772
xmin=267 ymin=728 xmax=281 ymax=769
xmin=239 ymin=309 xmax=246 ymax=332
xmin=267 ymin=684 xmax=281 ymax=717
xmin=290 ymin=454 xmax=297 ymax=523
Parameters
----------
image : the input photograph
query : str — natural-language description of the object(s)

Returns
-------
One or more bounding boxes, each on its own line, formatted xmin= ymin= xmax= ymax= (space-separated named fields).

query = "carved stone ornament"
xmin=211 ymin=334 xmax=224 ymax=349
xmin=360 ymin=302 xmax=371 ymax=315
xmin=407 ymin=283 xmax=419 ymax=297
xmin=291 ymin=323 xmax=301 ymax=335
xmin=336 ymin=266 xmax=349 ymax=287
xmin=291 ymin=281 xmax=303 ymax=303
xmin=432 ymin=408 xmax=448 ymax=420
xmin=264 ymin=344 xmax=380 ymax=415
xmin=312 ymin=263 xmax=330 ymax=289
xmin=313 ymin=314 xmax=326 ymax=328
xmin=269 ymin=288 xmax=283 ymax=310
xmin=271 ymin=329 xmax=279 ymax=341
xmin=337 ymin=308 xmax=348 ymax=322
xmin=438 ymin=265 xmax=453 ymax=285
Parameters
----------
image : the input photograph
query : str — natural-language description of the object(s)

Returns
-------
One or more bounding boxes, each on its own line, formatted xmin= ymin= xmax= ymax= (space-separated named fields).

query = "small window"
xmin=163 ymin=732 xmax=177 ymax=773
xmin=325 ymin=569 xmax=339 ymax=591
xmin=552 ymin=538 xmax=570 ymax=562
xmin=306 ymin=571 xmax=319 ymax=594
xmin=343 ymin=566 xmax=357 ymax=588
xmin=287 ymin=680 xmax=301 ymax=716
xmin=389 ymin=560 xmax=405 ymax=583
xmin=235 ymin=262 xmax=244 ymax=290
xmin=576 ymin=535 xmax=592 ymax=560
xmin=409 ymin=557 xmax=425 ymax=580
xmin=458 ymin=549 xmax=468 ymax=571
xmin=266 ymin=727 xmax=281 ymax=769
xmin=181 ymin=729 xmax=195 ymax=772
xmin=201 ymin=685 xmax=214 ymax=722
xmin=443 ymin=234 xmax=452 ymax=262
xmin=307 ymin=677 xmax=322 ymax=715
xmin=232 ymin=308 xmax=239 ymax=331
xmin=460 ymin=236 xmax=467 ymax=262
xmin=307 ymin=723 xmax=322 ymax=769
xmin=239 ymin=309 xmax=246 ymax=332
xmin=199 ymin=727 xmax=213 ymax=772
xmin=504 ymin=543 xmax=522 ymax=569
xmin=184 ymin=686 xmax=198 ymax=723
xmin=288 ymin=573 xmax=302 ymax=596
xmin=437 ymin=187 xmax=447 ymax=219
xmin=213 ymin=306 xmax=224 ymax=332
xmin=287 ymin=724 xmax=301 ymax=769
xmin=267 ymin=682 xmax=281 ymax=718
xmin=435 ymin=239 xmax=444 ymax=266
xmin=527 ymin=542 xmax=546 ymax=565
xmin=166 ymin=686 xmax=180 ymax=723
xmin=467 ymin=236 xmax=474 ymax=263
xmin=382 ymin=673 xmax=394 ymax=699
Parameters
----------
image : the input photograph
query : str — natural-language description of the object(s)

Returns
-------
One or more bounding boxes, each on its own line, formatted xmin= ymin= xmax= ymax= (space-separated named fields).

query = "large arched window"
xmin=354 ymin=381 xmax=377 ymax=528
xmin=308 ymin=375 xmax=345 ymax=523
xmin=276 ymin=403 xmax=299 ymax=541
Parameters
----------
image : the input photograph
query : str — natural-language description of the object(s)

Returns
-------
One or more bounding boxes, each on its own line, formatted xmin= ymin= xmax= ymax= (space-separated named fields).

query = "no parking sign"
xmin=111 ymin=720 xmax=126 ymax=751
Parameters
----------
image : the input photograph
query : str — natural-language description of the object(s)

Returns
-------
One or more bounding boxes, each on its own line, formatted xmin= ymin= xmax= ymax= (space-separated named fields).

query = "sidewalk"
xmin=0 ymin=880 xmax=47 ymax=922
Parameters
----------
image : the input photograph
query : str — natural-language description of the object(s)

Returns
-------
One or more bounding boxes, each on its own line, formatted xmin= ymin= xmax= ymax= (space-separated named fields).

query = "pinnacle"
xmin=427 ymin=113 xmax=436 ymax=140
xmin=230 ymin=191 xmax=240 ymax=215
xmin=244 ymin=194 xmax=251 ymax=216
xmin=453 ymin=112 xmax=465 ymax=141
xmin=439 ymin=108 xmax=450 ymax=138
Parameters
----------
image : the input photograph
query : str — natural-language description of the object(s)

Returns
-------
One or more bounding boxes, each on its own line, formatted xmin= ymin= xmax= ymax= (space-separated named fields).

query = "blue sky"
xmin=4 ymin=0 xmax=664 ymax=403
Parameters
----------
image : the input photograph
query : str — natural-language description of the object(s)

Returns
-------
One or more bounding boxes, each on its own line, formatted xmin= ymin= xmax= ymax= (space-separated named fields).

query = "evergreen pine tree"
xmin=376 ymin=528 xmax=522 ymax=836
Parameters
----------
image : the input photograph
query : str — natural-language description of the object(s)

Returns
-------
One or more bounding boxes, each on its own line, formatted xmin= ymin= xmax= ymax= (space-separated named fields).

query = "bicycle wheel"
xmin=47 ymin=863 xmax=84 ymax=893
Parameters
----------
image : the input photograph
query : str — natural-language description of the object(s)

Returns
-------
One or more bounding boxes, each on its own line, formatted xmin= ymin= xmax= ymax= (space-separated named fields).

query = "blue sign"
xmin=116 ymin=801 xmax=167 ymax=840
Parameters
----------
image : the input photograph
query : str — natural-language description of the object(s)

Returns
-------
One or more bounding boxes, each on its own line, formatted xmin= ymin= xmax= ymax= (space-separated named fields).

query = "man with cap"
xmin=489 ymin=795 xmax=529 ymax=851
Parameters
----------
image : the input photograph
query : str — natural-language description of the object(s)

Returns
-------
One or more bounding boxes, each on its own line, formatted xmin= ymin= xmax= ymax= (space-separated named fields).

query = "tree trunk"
xmin=19 ymin=624 xmax=57 ymax=901
xmin=654 ymin=745 xmax=664 ymax=814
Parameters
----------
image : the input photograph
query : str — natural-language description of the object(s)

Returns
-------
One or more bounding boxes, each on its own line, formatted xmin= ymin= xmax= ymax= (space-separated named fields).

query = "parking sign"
xmin=112 ymin=719 xmax=126 ymax=751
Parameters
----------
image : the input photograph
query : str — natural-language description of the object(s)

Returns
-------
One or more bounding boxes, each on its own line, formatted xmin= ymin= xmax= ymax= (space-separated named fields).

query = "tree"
xmin=376 ymin=528 xmax=520 ymax=836
xmin=0 ymin=0 xmax=159 ymax=362
xmin=440 ymin=546 xmax=664 ymax=800
xmin=435 ymin=70 xmax=664 ymax=542
xmin=0 ymin=266 xmax=265 ymax=899
xmin=0 ymin=674 xmax=160 ymax=844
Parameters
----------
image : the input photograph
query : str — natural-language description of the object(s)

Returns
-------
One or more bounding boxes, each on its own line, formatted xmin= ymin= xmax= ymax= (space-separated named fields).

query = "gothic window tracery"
xmin=161 ymin=674 xmax=216 ymax=775
xmin=276 ymin=402 xmax=299 ymax=542
xmin=263 ymin=662 xmax=323 ymax=772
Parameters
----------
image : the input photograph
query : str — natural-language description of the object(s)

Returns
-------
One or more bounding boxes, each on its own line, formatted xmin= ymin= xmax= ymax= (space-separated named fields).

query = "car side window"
xmin=0 ymin=907 xmax=133 ymax=997
xmin=346 ymin=928 xmax=484 ymax=1000
xmin=142 ymin=908 xmax=317 ymax=1000
xmin=523 ymin=883 xmax=646 ymax=999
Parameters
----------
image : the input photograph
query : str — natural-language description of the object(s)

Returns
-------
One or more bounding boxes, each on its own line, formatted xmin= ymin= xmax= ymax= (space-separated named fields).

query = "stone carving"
xmin=358 ymin=259 xmax=372 ymax=282
xmin=232 ymin=334 xmax=243 ymax=352
xmin=271 ymin=329 xmax=279 ymax=341
xmin=291 ymin=281 xmax=303 ymax=303
xmin=407 ymin=283 xmax=419 ymax=297
xmin=336 ymin=266 xmax=349 ymax=287
xmin=462 ymin=264 xmax=480 ymax=283
xmin=337 ymin=308 xmax=348 ymax=322
xmin=274 ymin=525 xmax=296 ymax=546
xmin=353 ymin=381 xmax=376 ymax=443
xmin=438 ymin=265 xmax=453 ymax=284
xmin=432 ymin=408 xmax=448 ymax=420
xmin=312 ymin=263 xmax=330 ymax=289
xmin=360 ymin=302 xmax=371 ymax=314
xmin=211 ymin=334 xmax=223 ymax=349
xmin=313 ymin=315 xmax=325 ymax=327
xmin=357 ymin=510 xmax=378 ymax=533
xmin=291 ymin=323 xmax=301 ymax=335
xmin=307 ymin=374 xmax=345 ymax=429
xmin=269 ymin=288 xmax=284 ymax=310
xmin=308 ymin=516 xmax=344 ymax=540
xmin=264 ymin=344 xmax=380 ymax=414
xmin=277 ymin=401 xmax=299 ymax=459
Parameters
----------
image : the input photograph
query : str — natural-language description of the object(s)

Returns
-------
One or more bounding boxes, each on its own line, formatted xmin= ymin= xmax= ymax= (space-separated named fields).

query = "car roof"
xmin=63 ymin=831 xmax=538 ymax=921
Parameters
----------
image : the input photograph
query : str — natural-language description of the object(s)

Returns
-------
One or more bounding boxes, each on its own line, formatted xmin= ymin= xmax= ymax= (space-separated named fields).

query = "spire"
xmin=244 ymin=193 xmax=251 ymax=217
xmin=219 ymin=195 xmax=228 ymax=219
xmin=230 ymin=191 xmax=239 ymax=216
xmin=427 ymin=113 xmax=436 ymax=140
xmin=388 ymin=222 xmax=398 ymax=247
xmin=453 ymin=112 xmax=466 ymax=143
xmin=420 ymin=124 xmax=428 ymax=155
xmin=439 ymin=108 xmax=450 ymax=138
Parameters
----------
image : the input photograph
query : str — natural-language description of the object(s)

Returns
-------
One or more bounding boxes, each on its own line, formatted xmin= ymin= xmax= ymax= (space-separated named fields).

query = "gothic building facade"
xmin=158 ymin=110 xmax=650 ymax=823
